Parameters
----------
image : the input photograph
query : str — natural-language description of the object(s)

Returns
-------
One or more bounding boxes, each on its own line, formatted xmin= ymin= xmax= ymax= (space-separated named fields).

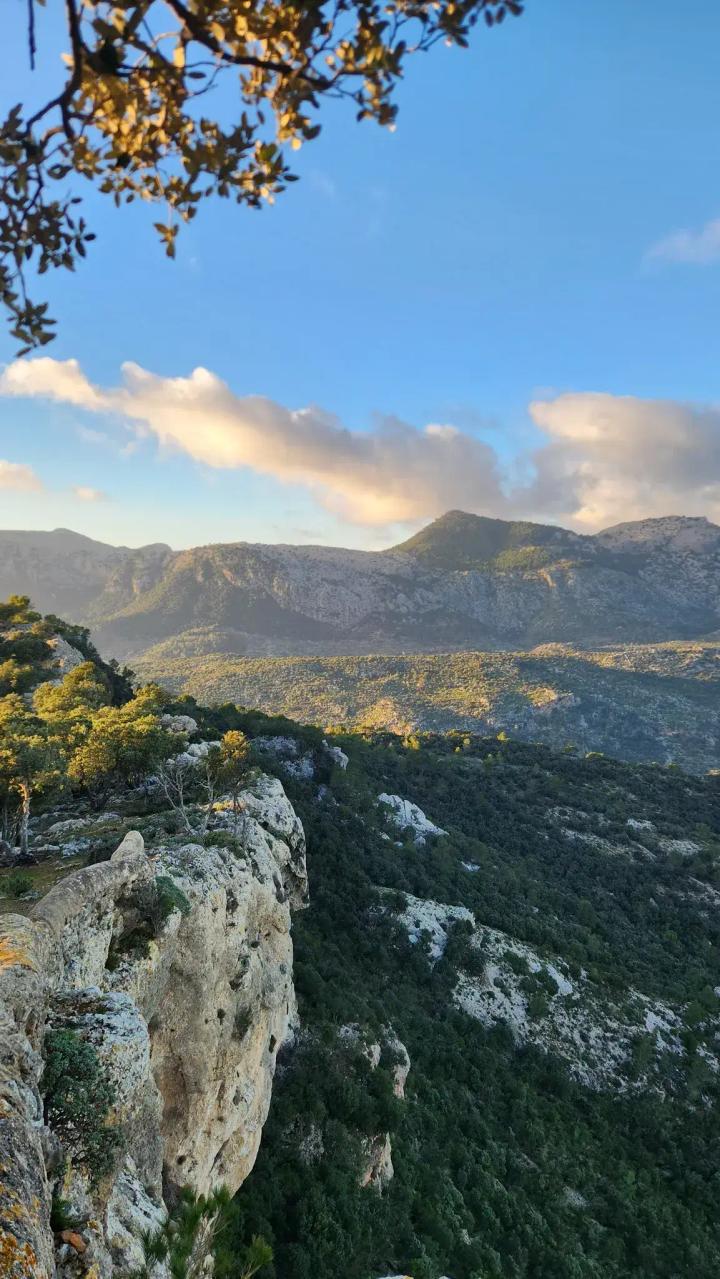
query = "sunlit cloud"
xmin=527 ymin=392 xmax=720 ymax=529
xmin=0 ymin=459 xmax=43 ymax=492
xmin=0 ymin=358 xmax=507 ymax=526
xmin=73 ymin=485 xmax=109 ymax=502
xmin=2 ymin=358 xmax=720 ymax=532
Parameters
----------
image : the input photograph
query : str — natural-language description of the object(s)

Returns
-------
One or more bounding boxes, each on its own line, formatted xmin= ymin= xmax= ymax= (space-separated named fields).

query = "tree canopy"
xmin=2 ymin=0 xmax=523 ymax=351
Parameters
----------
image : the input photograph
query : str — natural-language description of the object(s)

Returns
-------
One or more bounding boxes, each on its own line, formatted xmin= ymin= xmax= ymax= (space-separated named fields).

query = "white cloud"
xmin=73 ymin=485 xmax=108 ymax=502
xmin=0 ymin=358 xmax=507 ymax=526
xmin=77 ymin=425 xmax=111 ymax=446
xmin=527 ymin=392 xmax=720 ymax=529
xmin=645 ymin=215 xmax=720 ymax=265
xmin=2 ymin=358 xmax=719 ymax=532
xmin=0 ymin=459 xmax=43 ymax=492
xmin=1 ymin=356 xmax=102 ymax=407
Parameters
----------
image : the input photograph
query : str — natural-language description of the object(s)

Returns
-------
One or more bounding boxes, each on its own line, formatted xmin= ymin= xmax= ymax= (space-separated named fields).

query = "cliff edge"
xmin=0 ymin=774 xmax=307 ymax=1278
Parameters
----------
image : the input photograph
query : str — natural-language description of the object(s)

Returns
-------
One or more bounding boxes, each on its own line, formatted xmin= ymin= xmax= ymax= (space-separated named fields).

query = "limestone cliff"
xmin=0 ymin=775 xmax=307 ymax=1278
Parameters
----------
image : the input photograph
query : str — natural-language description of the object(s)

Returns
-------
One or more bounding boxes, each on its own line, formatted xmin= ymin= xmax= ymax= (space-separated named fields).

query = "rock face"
xmin=393 ymin=892 xmax=719 ymax=1093
xmin=46 ymin=636 xmax=87 ymax=681
xmin=0 ymin=775 xmax=307 ymax=1277
xmin=360 ymin=1133 xmax=394 ymax=1192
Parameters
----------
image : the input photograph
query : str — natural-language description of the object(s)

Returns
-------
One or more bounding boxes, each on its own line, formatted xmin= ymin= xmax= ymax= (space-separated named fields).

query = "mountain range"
xmin=2 ymin=510 xmax=719 ymax=663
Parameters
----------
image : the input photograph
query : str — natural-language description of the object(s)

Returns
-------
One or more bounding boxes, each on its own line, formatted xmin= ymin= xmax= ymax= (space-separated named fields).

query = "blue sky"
xmin=1 ymin=1 xmax=720 ymax=548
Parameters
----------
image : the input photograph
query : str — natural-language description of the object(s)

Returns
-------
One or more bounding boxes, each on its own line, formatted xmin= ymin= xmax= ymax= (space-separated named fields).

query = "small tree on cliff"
xmin=155 ymin=752 xmax=197 ymax=834
xmin=135 ymin=1184 xmax=272 ymax=1279
xmin=0 ymin=595 xmax=40 ymax=626
xmin=211 ymin=731 xmax=252 ymax=834
xmin=2 ymin=0 xmax=523 ymax=351
xmin=33 ymin=661 xmax=114 ymax=758
xmin=0 ymin=695 xmax=66 ymax=855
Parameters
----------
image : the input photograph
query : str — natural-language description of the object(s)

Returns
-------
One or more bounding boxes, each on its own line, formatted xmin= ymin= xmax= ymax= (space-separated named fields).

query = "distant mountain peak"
xmin=389 ymin=510 xmax=584 ymax=568
xmin=597 ymin=515 xmax=720 ymax=553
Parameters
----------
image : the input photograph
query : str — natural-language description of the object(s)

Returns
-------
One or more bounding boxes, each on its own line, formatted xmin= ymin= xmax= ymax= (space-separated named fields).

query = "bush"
xmin=134 ymin=874 xmax=192 ymax=936
xmin=5 ymin=870 xmax=33 ymax=898
xmin=205 ymin=830 xmax=237 ymax=849
xmin=155 ymin=874 xmax=192 ymax=923
xmin=41 ymin=1029 xmax=121 ymax=1183
xmin=50 ymin=1196 xmax=77 ymax=1233
xmin=134 ymin=1186 xmax=271 ymax=1279
xmin=506 ymin=950 xmax=530 ymax=976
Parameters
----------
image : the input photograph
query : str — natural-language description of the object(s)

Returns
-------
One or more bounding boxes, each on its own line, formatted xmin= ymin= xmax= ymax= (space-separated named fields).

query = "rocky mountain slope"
xmin=2 ymin=512 xmax=719 ymax=661
xmin=0 ymin=528 xmax=172 ymax=623
xmin=135 ymin=639 xmax=720 ymax=773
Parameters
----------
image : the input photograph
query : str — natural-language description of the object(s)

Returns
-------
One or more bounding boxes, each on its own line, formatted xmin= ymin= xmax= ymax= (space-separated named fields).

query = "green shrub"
xmin=205 ymin=830 xmax=237 ymax=848
xmin=50 ymin=1195 xmax=77 ymax=1233
xmin=41 ymin=1029 xmax=121 ymax=1183
xmin=134 ymin=1185 xmax=270 ymax=1279
xmin=5 ymin=870 xmax=33 ymax=898
xmin=506 ymin=949 xmax=530 ymax=976
xmin=155 ymin=874 xmax=192 ymax=923
xmin=234 ymin=1007 xmax=253 ymax=1041
xmin=526 ymin=991 xmax=549 ymax=1021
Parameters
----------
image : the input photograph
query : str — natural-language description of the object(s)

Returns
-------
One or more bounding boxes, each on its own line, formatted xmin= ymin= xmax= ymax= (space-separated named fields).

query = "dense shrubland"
xmin=213 ymin=713 xmax=720 ymax=1279
xmin=135 ymin=639 xmax=720 ymax=774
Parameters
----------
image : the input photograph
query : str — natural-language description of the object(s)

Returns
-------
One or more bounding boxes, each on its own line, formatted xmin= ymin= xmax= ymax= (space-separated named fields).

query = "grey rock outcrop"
xmin=0 ymin=775 xmax=306 ymax=1277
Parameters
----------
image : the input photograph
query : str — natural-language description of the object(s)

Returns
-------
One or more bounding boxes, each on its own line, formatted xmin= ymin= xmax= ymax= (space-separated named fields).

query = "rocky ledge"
xmin=0 ymin=774 xmax=307 ymax=1278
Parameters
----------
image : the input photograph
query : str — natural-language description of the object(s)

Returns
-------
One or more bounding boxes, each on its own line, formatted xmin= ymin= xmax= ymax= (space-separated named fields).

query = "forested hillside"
xmin=135 ymin=639 xmax=720 ymax=773
xmin=222 ymin=717 xmax=720 ymax=1279
xmin=2 ymin=595 xmax=719 ymax=1279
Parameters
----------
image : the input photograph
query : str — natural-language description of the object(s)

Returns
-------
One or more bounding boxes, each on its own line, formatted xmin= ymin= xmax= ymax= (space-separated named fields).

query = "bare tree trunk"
xmin=199 ymin=767 xmax=216 ymax=838
xmin=19 ymin=782 xmax=31 ymax=859
xmin=156 ymin=761 xmax=195 ymax=834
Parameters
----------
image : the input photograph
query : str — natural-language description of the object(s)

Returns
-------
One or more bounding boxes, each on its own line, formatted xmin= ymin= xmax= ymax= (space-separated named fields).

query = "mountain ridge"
xmin=1 ymin=511 xmax=719 ymax=661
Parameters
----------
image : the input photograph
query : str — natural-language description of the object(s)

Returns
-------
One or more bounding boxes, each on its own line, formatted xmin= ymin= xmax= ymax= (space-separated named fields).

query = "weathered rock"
xmin=0 ymin=917 xmax=55 ymax=1278
xmin=160 ymin=713 xmax=198 ymax=736
xmin=58 ymin=1231 xmax=85 ymax=1254
xmin=0 ymin=773 xmax=307 ymax=1276
xmin=322 ymin=741 xmax=349 ymax=770
xmin=47 ymin=636 xmax=86 ymax=681
xmin=252 ymin=736 xmax=316 ymax=780
xmin=377 ymin=794 xmax=446 ymax=845
xmin=337 ymin=1024 xmax=410 ymax=1191
xmin=171 ymin=740 xmax=221 ymax=768
xmin=385 ymin=1030 xmax=411 ymax=1099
